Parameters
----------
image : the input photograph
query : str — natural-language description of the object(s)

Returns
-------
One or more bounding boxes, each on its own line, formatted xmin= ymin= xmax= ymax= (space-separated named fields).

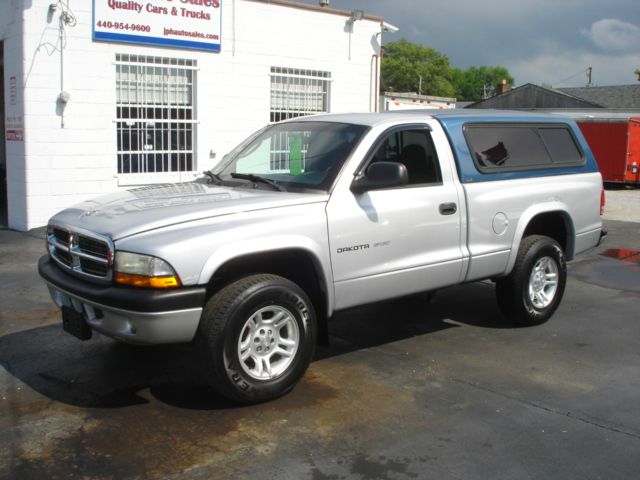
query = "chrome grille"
xmin=47 ymin=225 xmax=113 ymax=281
xmin=80 ymin=258 xmax=110 ymax=277
xmin=56 ymin=250 xmax=73 ymax=267
xmin=53 ymin=228 xmax=69 ymax=244
xmin=78 ymin=236 xmax=110 ymax=258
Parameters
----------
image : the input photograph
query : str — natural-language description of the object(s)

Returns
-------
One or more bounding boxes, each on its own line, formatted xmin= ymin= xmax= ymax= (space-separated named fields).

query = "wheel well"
xmin=522 ymin=211 xmax=575 ymax=259
xmin=206 ymin=249 xmax=330 ymax=345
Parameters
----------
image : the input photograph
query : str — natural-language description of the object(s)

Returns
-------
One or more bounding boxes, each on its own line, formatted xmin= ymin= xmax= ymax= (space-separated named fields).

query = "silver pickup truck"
xmin=39 ymin=110 xmax=606 ymax=403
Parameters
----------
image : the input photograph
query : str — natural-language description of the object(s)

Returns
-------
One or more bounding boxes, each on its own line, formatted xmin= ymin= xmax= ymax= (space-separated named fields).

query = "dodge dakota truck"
xmin=39 ymin=110 xmax=606 ymax=403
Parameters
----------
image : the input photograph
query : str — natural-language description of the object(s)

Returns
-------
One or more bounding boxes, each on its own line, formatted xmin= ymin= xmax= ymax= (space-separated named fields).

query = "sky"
xmin=296 ymin=0 xmax=640 ymax=88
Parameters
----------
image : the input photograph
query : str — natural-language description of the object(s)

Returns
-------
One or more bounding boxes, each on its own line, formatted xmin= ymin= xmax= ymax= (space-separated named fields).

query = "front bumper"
xmin=38 ymin=256 xmax=207 ymax=344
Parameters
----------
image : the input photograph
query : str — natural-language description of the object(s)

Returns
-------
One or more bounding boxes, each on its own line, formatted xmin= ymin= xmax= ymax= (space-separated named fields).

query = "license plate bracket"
xmin=61 ymin=306 xmax=93 ymax=340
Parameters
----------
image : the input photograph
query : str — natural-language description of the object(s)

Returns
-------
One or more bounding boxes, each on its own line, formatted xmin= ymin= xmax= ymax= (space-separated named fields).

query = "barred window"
xmin=116 ymin=54 xmax=197 ymax=182
xmin=270 ymin=67 xmax=331 ymax=123
xmin=269 ymin=130 xmax=311 ymax=172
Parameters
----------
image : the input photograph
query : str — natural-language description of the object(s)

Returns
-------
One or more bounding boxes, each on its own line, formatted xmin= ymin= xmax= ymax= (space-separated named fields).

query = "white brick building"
xmin=1 ymin=0 xmax=391 ymax=231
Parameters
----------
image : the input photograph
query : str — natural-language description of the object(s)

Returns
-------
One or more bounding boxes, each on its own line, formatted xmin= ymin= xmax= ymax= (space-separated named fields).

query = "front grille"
xmin=56 ymin=250 xmax=73 ymax=267
xmin=80 ymin=258 xmax=110 ymax=277
xmin=53 ymin=228 xmax=68 ymax=244
xmin=47 ymin=225 xmax=113 ymax=281
xmin=79 ymin=236 xmax=109 ymax=258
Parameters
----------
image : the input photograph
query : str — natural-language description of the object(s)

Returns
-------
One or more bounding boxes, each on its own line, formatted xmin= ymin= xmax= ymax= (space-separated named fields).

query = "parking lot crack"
xmin=449 ymin=377 xmax=640 ymax=441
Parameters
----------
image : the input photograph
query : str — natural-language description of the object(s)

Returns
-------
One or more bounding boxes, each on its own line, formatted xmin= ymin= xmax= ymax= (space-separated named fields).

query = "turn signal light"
xmin=114 ymin=272 xmax=181 ymax=289
xmin=114 ymin=252 xmax=181 ymax=288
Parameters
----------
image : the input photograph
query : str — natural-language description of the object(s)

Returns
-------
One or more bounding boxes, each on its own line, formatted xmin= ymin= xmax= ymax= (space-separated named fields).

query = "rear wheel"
xmin=196 ymin=274 xmax=317 ymax=404
xmin=496 ymin=235 xmax=566 ymax=326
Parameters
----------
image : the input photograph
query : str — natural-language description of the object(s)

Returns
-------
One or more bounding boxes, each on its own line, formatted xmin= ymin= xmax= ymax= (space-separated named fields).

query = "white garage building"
xmin=0 ymin=0 xmax=393 ymax=231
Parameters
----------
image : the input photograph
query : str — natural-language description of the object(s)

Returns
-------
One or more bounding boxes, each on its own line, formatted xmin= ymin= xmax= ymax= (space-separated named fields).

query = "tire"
xmin=495 ymin=235 xmax=567 ymax=326
xmin=196 ymin=274 xmax=317 ymax=404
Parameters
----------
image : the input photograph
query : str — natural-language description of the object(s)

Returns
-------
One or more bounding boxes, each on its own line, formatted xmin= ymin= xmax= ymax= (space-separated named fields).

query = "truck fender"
xmin=197 ymin=234 xmax=335 ymax=317
xmin=503 ymin=201 xmax=574 ymax=275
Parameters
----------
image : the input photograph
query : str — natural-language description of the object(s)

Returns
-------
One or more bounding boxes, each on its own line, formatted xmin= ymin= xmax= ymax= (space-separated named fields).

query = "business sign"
xmin=9 ymin=76 xmax=17 ymax=106
xmin=93 ymin=0 xmax=221 ymax=52
xmin=5 ymin=116 xmax=24 ymax=142
xmin=6 ymin=130 xmax=24 ymax=142
xmin=5 ymin=75 xmax=24 ymax=142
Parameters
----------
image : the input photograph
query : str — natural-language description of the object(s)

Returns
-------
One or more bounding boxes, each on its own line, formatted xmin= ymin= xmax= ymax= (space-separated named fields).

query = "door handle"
xmin=439 ymin=202 xmax=457 ymax=215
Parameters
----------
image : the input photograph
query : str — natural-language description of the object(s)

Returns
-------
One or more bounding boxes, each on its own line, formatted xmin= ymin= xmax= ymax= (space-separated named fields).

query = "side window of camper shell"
xmin=463 ymin=123 xmax=585 ymax=173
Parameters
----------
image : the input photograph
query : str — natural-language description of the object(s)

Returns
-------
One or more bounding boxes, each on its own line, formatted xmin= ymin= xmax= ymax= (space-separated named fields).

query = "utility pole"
xmin=418 ymin=75 xmax=422 ymax=95
xmin=586 ymin=67 xmax=592 ymax=87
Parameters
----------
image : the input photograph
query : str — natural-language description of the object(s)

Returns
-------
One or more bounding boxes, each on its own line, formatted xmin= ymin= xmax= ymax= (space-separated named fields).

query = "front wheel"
xmin=496 ymin=235 xmax=567 ymax=326
xmin=196 ymin=274 xmax=317 ymax=404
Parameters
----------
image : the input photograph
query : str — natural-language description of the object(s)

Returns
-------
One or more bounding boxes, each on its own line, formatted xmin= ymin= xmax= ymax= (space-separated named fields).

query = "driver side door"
xmin=327 ymin=123 xmax=464 ymax=310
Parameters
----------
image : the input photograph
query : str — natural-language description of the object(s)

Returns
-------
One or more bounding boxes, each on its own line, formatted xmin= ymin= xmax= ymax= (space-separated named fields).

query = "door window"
xmin=370 ymin=128 xmax=442 ymax=185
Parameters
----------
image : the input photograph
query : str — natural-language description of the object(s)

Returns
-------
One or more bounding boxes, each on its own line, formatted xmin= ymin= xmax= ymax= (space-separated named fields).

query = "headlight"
xmin=114 ymin=252 xmax=181 ymax=288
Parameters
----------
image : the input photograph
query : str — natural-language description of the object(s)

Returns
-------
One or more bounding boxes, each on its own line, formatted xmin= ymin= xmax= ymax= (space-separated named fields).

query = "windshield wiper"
xmin=230 ymin=173 xmax=287 ymax=192
xmin=203 ymin=170 xmax=223 ymax=185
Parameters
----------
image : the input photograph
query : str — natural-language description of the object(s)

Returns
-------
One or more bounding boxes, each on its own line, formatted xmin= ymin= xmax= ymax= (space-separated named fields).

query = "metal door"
xmin=326 ymin=124 xmax=464 ymax=310
xmin=626 ymin=118 xmax=640 ymax=184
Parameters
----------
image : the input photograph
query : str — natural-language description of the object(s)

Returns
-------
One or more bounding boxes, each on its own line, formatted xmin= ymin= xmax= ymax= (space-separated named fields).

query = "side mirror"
xmin=350 ymin=161 xmax=408 ymax=194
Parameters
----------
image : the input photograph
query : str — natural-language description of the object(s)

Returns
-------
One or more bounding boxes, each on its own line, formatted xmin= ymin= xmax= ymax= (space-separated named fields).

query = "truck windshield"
xmin=213 ymin=121 xmax=369 ymax=192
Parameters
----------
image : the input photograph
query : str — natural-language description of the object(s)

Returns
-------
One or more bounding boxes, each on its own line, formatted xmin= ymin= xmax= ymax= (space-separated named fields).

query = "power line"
xmin=554 ymin=69 xmax=586 ymax=86
xmin=553 ymin=67 xmax=592 ymax=88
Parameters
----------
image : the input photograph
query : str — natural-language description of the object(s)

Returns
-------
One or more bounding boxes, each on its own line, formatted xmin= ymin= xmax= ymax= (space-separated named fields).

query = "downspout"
xmin=59 ymin=12 xmax=65 ymax=127
xmin=375 ymin=45 xmax=381 ymax=112
xmin=375 ymin=21 xmax=398 ymax=112
xmin=372 ymin=28 xmax=383 ymax=112
xmin=371 ymin=53 xmax=379 ymax=112
xmin=232 ymin=0 xmax=236 ymax=56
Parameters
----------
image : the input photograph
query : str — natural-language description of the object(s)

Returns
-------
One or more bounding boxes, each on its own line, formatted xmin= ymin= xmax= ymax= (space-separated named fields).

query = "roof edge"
xmin=559 ymin=84 xmax=640 ymax=91
xmin=382 ymin=91 xmax=456 ymax=102
xmin=466 ymin=83 xmax=603 ymax=109
xmin=244 ymin=0 xmax=384 ymax=23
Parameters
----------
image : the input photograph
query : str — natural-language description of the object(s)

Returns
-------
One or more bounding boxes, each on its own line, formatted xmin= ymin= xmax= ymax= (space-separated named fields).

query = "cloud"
xmin=296 ymin=0 xmax=640 ymax=85
xmin=583 ymin=19 xmax=640 ymax=52
xmin=509 ymin=50 xmax=640 ymax=87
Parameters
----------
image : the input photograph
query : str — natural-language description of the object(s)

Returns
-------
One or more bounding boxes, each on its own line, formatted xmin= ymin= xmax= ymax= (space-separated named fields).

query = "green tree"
xmin=453 ymin=66 xmax=515 ymax=101
xmin=381 ymin=39 xmax=515 ymax=101
xmin=381 ymin=39 xmax=456 ymax=97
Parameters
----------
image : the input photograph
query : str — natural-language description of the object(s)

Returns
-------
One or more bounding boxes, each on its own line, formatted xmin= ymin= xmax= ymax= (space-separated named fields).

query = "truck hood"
xmin=49 ymin=183 xmax=329 ymax=240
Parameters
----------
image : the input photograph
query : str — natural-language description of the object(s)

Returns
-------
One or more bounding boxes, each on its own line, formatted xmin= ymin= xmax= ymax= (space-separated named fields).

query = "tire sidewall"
xmin=219 ymin=280 xmax=316 ymax=403
xmin=518 ymin=239 xmax=566 ymax=324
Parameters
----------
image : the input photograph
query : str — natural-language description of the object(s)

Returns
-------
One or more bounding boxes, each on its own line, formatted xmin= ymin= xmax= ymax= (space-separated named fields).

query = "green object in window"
xmin=289 ymin=134 xmax=303 ymax=176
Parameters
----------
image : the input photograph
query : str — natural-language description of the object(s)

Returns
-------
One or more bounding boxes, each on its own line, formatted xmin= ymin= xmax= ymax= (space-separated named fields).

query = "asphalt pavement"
xmin=1 ymin=217 xmax=639 ymax=479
